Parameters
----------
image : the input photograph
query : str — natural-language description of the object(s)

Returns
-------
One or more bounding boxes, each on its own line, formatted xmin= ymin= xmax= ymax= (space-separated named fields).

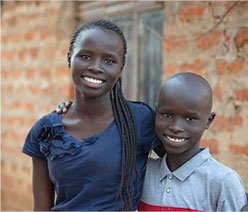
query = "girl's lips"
xmin=83 ymin=76 xmax=104 ymax=84
xmin=81 ymin=76 xmax=105 ymax=89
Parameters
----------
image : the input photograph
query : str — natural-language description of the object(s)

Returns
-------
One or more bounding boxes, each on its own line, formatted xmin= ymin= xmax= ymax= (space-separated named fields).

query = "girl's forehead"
xmin=76 ymin=28 xmax=122 ymax=46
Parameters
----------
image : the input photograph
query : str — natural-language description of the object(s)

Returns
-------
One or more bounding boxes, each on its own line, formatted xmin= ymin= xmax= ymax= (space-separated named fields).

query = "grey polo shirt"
xmin=140 ymin=148 xmax=247 ymax=211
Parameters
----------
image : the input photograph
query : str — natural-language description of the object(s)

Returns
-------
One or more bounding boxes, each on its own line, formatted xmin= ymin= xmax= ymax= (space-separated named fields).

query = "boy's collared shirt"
xmin=139 ymin=147 xmax=247 ymax=211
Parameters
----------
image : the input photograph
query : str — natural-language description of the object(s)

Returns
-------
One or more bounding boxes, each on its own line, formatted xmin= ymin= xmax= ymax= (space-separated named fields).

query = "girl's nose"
xmin=88 ymin=58 xmax=103 ymax=73
xmin=169 ymin=119 xmax=184 ymax=133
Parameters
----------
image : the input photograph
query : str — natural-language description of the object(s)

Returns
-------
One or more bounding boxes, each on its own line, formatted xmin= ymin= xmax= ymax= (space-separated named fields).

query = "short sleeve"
xmin=131 ymin=102 xmax=160 ymax=154
xmin=216 ymin=170 xmax=247 ymax=211
xmin=22 ymin=118 xmax=47 ymax=161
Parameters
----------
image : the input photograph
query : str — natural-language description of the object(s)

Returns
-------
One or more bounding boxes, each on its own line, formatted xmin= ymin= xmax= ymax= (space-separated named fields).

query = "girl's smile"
xmin=70 ymin=28 xmax=124 ymax=98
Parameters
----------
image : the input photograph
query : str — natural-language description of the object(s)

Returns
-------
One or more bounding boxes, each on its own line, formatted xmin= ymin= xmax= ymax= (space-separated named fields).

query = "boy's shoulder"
xmin=199 ymin=154 xmax=239 ymax=178
xmin=195 ymin=151 xmax=244 ymax=187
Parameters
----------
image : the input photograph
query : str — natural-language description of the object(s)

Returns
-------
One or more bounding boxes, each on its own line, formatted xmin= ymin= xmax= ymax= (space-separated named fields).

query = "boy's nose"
xmin=169 ymin=119 xmax=184 ymax=133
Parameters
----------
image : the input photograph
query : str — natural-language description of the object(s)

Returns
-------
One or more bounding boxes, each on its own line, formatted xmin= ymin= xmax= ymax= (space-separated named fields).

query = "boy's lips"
xmin=163 ymin=134 xmax=188 ymax=143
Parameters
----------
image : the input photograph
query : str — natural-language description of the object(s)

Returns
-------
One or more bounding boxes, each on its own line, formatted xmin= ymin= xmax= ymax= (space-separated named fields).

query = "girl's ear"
xmin=67 ymin=52 xmax=71 ymax=68
xmin=206 ymin=112 xmax=215 ymax=129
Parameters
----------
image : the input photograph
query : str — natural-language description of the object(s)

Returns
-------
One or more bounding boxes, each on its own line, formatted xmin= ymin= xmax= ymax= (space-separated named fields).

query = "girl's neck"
xmin=72 ymin=91 xmax=113 ymax=119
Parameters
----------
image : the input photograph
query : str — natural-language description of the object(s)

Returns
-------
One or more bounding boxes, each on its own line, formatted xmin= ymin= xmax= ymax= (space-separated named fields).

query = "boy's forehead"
xmin=158 ymin=73 xmax=212 ymax=110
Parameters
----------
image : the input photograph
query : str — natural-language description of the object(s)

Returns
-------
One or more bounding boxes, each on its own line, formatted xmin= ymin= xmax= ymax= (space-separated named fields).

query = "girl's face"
xmin=70 ymin=28 xmax=124 ymax=98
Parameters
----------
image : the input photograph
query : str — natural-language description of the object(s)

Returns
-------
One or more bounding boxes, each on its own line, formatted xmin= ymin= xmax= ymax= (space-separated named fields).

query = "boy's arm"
xmin=241 ymin=193 xmax=248 ymax=211
xmin=216 ymin=172 xmax=247 ymax=211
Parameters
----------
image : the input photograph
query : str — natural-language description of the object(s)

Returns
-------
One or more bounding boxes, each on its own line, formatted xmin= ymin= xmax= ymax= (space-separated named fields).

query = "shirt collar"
xmin=159 ymin=147 xmax=211 ymax=181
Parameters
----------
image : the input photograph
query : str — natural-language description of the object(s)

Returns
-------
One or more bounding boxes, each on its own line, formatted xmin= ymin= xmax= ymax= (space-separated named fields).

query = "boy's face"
xmin=155 ymin=78 xmax=214 ymax=159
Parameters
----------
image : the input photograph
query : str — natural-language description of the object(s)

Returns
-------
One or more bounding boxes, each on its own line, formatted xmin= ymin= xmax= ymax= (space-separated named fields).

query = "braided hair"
xmin=68 ymin=19 xmax=138 ymax=210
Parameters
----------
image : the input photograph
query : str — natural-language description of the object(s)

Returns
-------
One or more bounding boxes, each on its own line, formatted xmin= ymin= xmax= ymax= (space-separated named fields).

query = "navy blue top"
xmin=22 ymin=102 xmax=159 ymax=211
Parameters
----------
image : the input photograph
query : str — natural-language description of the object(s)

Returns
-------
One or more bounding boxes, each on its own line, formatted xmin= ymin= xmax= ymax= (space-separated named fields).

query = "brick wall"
xmin=1 ymin=1 xmax=77 ymax=210
xmin=163 ymin=1 xmax=248 ymax=191
xmin=1 ymin=1 xmax=247 ymax=211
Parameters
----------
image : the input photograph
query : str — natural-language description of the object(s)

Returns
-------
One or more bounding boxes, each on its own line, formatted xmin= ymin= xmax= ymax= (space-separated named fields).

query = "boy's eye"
xmin=163 ymin=113 xmax=172 ymax=118
xmin=81 ymin=55 xmax=91 ymax=60
xmin=186 ymin=117 xmax=196 ymax=121
xmin=104 ymin=59 xmax=114 ymax=65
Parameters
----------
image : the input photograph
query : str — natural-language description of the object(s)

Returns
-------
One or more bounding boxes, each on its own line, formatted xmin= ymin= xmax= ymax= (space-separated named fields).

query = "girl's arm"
xmin=32 ymin=158 xmax=55 ymax=211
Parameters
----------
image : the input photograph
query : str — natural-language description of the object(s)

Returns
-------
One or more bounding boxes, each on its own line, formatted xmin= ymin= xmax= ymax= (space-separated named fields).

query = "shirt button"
xmin=166 ymin=188 xmax=170 ymax=193
xmin=168 ymin=174 xmax=173 ymax=179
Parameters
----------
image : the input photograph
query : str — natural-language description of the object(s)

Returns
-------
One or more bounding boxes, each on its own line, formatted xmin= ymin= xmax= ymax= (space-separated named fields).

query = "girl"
xmin=22 ymin=19 xmax=163 ymax=211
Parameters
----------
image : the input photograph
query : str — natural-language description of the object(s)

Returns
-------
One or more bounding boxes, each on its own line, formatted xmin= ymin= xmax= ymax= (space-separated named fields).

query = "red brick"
xmin=11 ymin=69 xmax=21 ymax=78
xmin=7 ymin=16 xmax=16 ymax=26
xmin=29 ymin=48 xmax=38 ymax=59
xmin=195 ymin=31 xmax=220 ymax=50
xmin=61 ymin=85 xmax=73 ymax=98
xmin=2 ymin=175 xmax=13 ymax=187
xmin=28 ymin=86 xmax=39 ymax=95
xmin=11 ymin=101 xmax=21 ymax=110
xmin=2 ymin=70 xmax=8 ymax=78
xmin=225 ymin=1 xmax=247 ymax=11
xmin=163 ymin=64 xmax=175 ymax=76
xmin=40 ymin=28 xmax=51 ymax=40
xmin=62 ymin=44 xmax=69 ymax=55
xmin=26 ymin=69 xmax=34 ymax=79
xmin=29 ymin=118 xmax=37 ymax=126
xmin=43 ymin=86 xmax=55 ymax=95
xmin=56 ymin=31 xmax=64 ymax=40
xmin=212 ymin=114 xmax=243 ymax=132
xmin=7 ymin=85 xmax=14 ymax=94
xmin=213 ymin=86 xmax=222 ymax=101
xmin=179 ymin=59 xmax=204 ymax=76
xmin=19 ymin=49 xmax=28 ymax=61
xmin=18 ymin=117 xmax=25 ymax=126
xmin=24 ymin=31 xmax=35 ymax=41
xmin=5 ymin=51 xmax=15 ymax=61
xmin=2 ymin=35 xmax=9 ymax=44
xmin=23 ymin=102 xmax=34 ymax=111
xmin=163 ymin=35 xmax=188 ymax=52
xmin=235 ymin=89 xmax=248 ymax=102
xmin=12 ymin=34 xmax=23 ymax=43
xmin=200 ymin=139 xmax=218 ymax=154
xmin=180 ymin=2 xmax=209 ymax=22
xmin=229 ymin=144 xmax=248 ymax=156
xmin=2 ymin=131 xmax=8 ymax=140
xmin=235 ymin=27 xmax=248 ymax=49
xmin=228 ymin=57 xmax=244 ymax=74
xmin=55 ymin=66 xmax=70 ymax=78
xmin=44 ymin=46 xmax=57 ymax=58
xmin=216 ymin=57 xmax=244 ymax=75
xmin=39 ymin=67 xmax=50 ymax=79
xmin=2 ymin=99 xmax=7 ymax=109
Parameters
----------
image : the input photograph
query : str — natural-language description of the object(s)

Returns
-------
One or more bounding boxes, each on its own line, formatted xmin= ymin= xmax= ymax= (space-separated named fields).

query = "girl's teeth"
xmin=84 ymin=77 xmax=103 ymax=84
xmin=166 ymin=135 xmax=185 ymax=143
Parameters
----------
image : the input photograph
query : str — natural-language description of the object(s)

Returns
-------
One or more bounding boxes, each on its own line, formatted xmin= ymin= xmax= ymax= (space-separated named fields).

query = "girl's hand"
xmin=55 ymin=100 xmax=73 ymax=114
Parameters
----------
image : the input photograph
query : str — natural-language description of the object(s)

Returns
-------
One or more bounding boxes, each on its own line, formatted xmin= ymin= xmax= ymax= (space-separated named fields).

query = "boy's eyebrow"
xmin=184 ymin=110 xmax=201 ymax=116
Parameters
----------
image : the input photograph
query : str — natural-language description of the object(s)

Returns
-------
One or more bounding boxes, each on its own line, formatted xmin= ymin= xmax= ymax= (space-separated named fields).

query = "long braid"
xmin=69 ymin=19 xmax=138 ymax=210
xmin=111 ymin=78 xmax=137 ymax=210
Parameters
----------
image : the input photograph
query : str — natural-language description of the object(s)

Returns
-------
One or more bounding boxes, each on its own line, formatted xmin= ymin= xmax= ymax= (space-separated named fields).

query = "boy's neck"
xmin=166 ymin=148 xmax=201 ymax=172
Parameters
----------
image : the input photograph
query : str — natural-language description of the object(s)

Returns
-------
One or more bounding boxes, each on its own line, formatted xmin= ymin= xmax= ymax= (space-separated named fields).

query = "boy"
xmin=138 ymin=72 xmax=247 ymax=211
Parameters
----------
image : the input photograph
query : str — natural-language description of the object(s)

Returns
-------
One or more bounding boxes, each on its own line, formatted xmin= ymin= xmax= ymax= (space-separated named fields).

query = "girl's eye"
xmin=104 ymin=59 xmax=114 ymax=65
xmin=81 ymin=55 xmax=91 ymax=60
xmin=163 ymin=113 xmax=172 ymax=118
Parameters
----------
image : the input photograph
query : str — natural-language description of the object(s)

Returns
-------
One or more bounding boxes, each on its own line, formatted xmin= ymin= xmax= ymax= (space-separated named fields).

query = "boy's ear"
xmin=67 ymin=52 xmax=71 ymax=68
xmin=206 ymin=112 xmax=215 ymax=129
